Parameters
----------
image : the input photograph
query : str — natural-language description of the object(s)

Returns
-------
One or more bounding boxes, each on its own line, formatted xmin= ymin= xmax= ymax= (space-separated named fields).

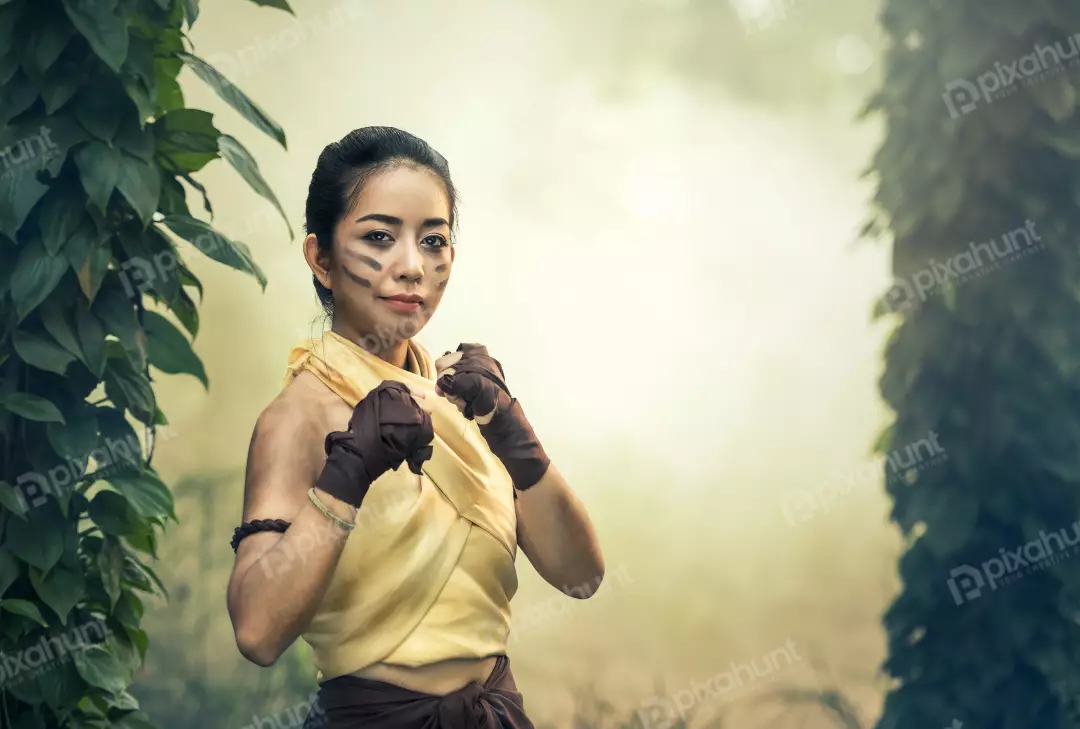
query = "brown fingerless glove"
xmin=437 ymin=343 xmax=551 ymax=490
xmin=314 ymin=380 xmax=434 ymax=508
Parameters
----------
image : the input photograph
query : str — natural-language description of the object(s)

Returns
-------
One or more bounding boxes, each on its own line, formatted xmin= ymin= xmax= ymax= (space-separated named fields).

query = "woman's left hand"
xmin=435 ymin=343 xmax=551 ymax=490
xmin=434 ymin=343 xmax=511 ymax=425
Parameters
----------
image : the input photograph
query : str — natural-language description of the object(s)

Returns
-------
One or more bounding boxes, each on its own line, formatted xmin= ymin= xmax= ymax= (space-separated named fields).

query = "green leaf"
xmin=39 ymin=190 xmax=86 ymax=256
xmin=0 ymin=49 xmax=20 ymax=87
xmin=88 ymin=490 xmax=145 ymax=537
xmin=94 ymin=278 xmax=146 ymax=365
xmin=74 ymin=87 xmax=123 ymax=142
xmin=161 ymin=215 xmax=266 ymax=288
xmin=249 ymin=0 xmax=293 ymax=12
xmin=39 ymin=114 xmax=93 ymax=177
xmin=144 ymin=310 xmax=207 ymax=387
xmin=0 ymin=551 xmax=21 ymax=598
xmin=0 ymin=599 xmax=49 ymax=626
xmin=30 ymin=563 xmax=86 ymax=624
xmin=115 ymin=115 xmax=154 ymax=161
xmin=169 ymin=286 xmax=200 ymax=338
xmin=75 ymin=141 xmax=122 ymax=211
xmin=177 ymin=52 xmax=287 ymax=148
xmin=0 ymin=156 xmax=49 ymax=239
xmin=75 ymin=240 xmax=112 ymax=303
xmin=113 ymin=591 xmax=143 ymax=630
xmin=121 ymin=75 xmax=155 ymax=124
xmin=72 ymin=645 xmax=129 ymax=693
xmin=41 ymin=62 xmax=80 ymax=114
xmin=40 ymin=298 xmax=84 ymax=360
xmin=4 ymin=499 xmax=66 ymax=571
xmin=75 ymin=301 xmax=107 ymax=376
xmin=103 ymin=359 xmax=156 ymax=424
xmin=181 ymin=0 xmax=198 ymax=26
xmin=0 ymin=479 xmax=28 ymax=519
xmin=118 ymin=227 xmax=181 ymax=304
xmin=40 ymin=657 xmax=87 ymax=715
xmin=218 ymin=134 xmax=292 ymax=237
xmin=98 ymin=539 xmax=124 ymax=608
xmin=28 ymin=12 xmax=74 ymax=73
xmin=61 ymin=0 xmax=129 ymax=72
xmin=0 ymin=392 xmax=66 ymax=423
xmin=154 ymin=60 xmax=184 ymax=113
xmin=116 ymin=154 xmax=161 ymax=225
xmin=0 ymin=71 xmax=39 ymax=125
xmin=11 ymin=238 xmax=69 ymax=321
xmin=107 ymin=471 xmax=175 ymax=520
xmin=46 ymin=406 xmax=98 ymax=464
xmin=13 ymin=328 xmax=76 ymax=375
xmin=153 ymin=108 xmax=220 ymax=173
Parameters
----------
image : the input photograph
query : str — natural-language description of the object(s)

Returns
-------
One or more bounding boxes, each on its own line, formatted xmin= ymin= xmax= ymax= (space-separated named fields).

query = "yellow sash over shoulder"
xmin=283 ymin=331 xmax=518 ymax=679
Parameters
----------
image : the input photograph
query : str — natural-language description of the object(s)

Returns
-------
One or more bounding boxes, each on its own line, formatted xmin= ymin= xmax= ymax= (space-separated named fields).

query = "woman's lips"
xmin=380 ymin=296 xmax=422 ymax=313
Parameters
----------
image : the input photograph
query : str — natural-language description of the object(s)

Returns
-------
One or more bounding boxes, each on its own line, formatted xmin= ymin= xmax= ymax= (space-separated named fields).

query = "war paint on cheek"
xmin=346 ymin=249 xmax=383 ymax=271
xmin=437 ymin=279 xmax=449 ymax=291
xmin=341 ymin=264 xmax=373 ymax=288
xmin=435 ymin=264 xmax=448 ymax=273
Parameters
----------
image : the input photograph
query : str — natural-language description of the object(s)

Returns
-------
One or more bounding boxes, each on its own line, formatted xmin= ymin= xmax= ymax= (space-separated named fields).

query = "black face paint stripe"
xmin=437 ymin=278 xmax=449 ymax=291
xmin=344 ymin=248 xmax=383 ymax=271
xmin=435 ymin=263 xmax=448 ymax=273
xmin=341 ymin=265 xmax=373 ymax=288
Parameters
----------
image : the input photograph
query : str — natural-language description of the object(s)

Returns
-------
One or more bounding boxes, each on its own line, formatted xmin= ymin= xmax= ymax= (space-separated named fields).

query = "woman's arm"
xmin=512 ymin=462 xmax=605 ymax=598
xmin=434 ymin=344 xmax=605 ymax=598
xmin=226 ymin=402 xmax=358 ymax=667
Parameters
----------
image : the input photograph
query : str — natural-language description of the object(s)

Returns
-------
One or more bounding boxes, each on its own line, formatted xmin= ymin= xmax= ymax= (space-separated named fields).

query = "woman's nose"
xmin=394 ymin=241 xmax=424 ymax=281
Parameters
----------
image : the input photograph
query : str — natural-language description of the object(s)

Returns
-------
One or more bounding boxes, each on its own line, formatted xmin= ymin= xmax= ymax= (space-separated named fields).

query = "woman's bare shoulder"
xmin=240 ymin=373 xmax=349 ymax=514
xmin=253 ymin=371 xmax=346 ymax=447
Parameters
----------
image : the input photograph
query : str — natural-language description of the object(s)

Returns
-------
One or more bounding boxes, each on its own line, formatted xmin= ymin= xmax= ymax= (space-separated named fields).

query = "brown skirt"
xmin=302 ymin=655 xmax=534 ymax=729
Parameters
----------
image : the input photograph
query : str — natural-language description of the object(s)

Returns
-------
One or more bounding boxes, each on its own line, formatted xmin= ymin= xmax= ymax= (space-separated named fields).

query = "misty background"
xmin=134 ymin=0 xmax=903 ymax=726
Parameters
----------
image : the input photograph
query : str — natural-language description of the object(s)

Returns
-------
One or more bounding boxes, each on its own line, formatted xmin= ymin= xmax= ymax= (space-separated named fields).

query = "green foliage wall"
xmin=868 ymin=2 xmax=1080 ymax=728
xmin=0 ymin=0 xmax=290 ymax=726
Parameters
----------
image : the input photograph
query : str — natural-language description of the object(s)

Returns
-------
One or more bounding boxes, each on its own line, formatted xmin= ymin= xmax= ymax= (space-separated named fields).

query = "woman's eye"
xmin=424 ymin=236 xmax=448 ymax=248
xmin=364 ymin=231 xmax=392 ymax=244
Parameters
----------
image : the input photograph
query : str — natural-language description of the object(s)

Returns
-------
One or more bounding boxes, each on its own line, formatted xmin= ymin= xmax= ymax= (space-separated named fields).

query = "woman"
xmin=225 ymin=127 xmax=605 ymax=729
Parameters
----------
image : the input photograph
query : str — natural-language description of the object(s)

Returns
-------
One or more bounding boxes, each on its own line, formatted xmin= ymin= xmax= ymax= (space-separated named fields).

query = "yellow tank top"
xmin=282 ymin=332 xmax=518 ymax=680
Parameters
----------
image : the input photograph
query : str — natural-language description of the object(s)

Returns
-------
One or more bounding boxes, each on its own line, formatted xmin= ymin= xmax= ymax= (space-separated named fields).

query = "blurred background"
xmin=133 ymin=0 xmax=899 ymax=726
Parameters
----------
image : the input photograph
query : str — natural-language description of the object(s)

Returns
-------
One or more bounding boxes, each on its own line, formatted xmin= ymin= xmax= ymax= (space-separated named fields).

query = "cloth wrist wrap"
xmin=437 ymin=344 xmax=550 ymax=490
xmin=315 ymin=380 xmax=434 ymax=508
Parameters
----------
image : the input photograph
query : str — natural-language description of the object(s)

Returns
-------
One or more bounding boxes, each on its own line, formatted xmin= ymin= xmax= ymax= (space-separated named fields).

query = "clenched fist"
xmin=316 ymin=380 xmax=434 ymax=508
xmin=435 ymin=343 xmax=550 ymax=490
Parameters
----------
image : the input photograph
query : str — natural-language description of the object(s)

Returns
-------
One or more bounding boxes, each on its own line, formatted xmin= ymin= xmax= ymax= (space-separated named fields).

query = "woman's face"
xmin=307 ymin=165 xmax=455 ymax=349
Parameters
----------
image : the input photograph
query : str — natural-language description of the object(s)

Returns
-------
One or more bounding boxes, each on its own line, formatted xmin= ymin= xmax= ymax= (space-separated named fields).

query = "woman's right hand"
xmin=314 ymin=380 xmax=434 ymax=508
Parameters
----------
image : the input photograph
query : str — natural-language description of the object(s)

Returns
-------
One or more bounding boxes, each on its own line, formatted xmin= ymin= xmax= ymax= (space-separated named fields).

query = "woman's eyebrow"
xmin=355 ymin=213 xmax=449 ymax=228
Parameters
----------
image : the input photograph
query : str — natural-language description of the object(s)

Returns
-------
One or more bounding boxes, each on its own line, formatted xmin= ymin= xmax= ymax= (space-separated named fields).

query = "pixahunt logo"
xmin=947 ymin=522 xmax=1080 ymax=605
xmin=0 ymin=620 xmax=111 ymax=687
xmin=943 ymin=34 xmax=1080 ymax=118
xmin=883 ymin=220 xmax=1043 ymax=313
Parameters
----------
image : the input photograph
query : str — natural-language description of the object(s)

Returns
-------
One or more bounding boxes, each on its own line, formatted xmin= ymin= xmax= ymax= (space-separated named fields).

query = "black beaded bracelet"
xmin=231 ymin=518 xmax=291 ymax=553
